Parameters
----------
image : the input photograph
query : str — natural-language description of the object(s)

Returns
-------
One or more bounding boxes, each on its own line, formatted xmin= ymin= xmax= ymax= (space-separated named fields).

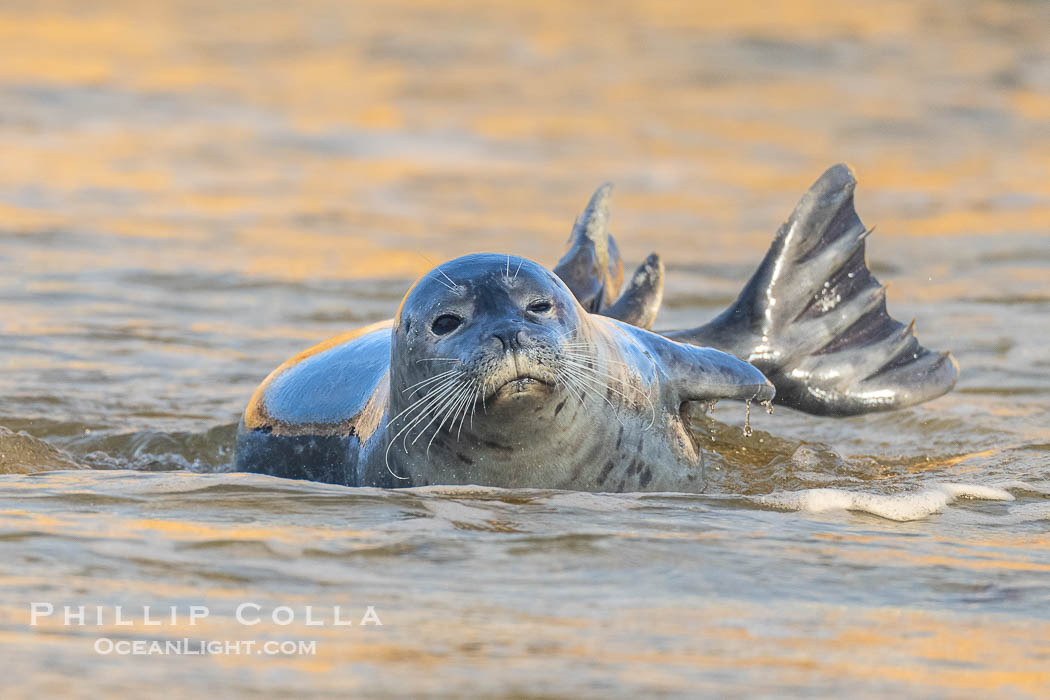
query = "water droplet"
xmin=743 ymin=399 xmax=753 ymax=437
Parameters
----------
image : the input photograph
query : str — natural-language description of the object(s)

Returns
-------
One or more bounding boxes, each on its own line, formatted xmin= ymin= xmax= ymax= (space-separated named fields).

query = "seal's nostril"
xmin=492 ymin=329 xmax=527 ymax=351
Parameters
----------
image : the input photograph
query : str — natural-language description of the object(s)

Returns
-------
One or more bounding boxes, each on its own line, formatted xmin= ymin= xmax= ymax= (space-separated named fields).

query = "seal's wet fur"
xmin=235 ymin=165 xmax=958 ymax=490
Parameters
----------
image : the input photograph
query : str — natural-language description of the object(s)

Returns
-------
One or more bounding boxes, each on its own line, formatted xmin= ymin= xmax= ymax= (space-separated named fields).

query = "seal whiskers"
xmin=556 ymin=354 xmax=657 ymax=429
xmin=431 ymin=266 xmax=459 ymax=291
xmin=383 ymin=371 xmax=469 ymax=479
xmin=419 ymin=379 xmax=478 ymax=457
xmin=401 ymin=368 xmax=461 ymax=394
xmin=408 ymin=377 xmax=474 ymax=449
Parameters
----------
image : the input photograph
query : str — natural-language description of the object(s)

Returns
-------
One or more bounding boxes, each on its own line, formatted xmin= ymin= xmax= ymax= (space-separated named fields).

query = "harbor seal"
xmin=239 ymin=253 xmax=772 ymax=490
xmin=234 ymin=164 xmax=958 ymax=490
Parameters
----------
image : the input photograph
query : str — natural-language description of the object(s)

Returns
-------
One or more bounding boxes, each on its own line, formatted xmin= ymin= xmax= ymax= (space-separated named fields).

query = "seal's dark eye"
xmin=431 ymin=314 xmax=462 ymax=336
xmin=527 ymin=300 xmax=553 ymax=314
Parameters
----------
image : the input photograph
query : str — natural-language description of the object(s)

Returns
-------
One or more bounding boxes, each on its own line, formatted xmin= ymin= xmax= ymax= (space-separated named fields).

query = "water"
xmin=2 ymin=0 xmax=1049 ymax=696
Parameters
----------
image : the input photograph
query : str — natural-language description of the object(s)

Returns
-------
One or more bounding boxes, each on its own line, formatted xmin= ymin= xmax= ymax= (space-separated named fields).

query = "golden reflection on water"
xmin=5 ymin=471 xmax=1050 ymax=695
xmin=3 ymin=0 xmax=1050 ymax=283
xmin=8 ymin=582 xmax=1050 ymax=695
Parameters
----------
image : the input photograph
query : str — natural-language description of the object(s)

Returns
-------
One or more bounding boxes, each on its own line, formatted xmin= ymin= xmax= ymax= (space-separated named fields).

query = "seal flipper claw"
xmin=602 ymin=253 xmax=664 ymax=330
xmin=553 ymin=183 xmax=623 ymax=311
xmin=665 ymin=164 xmax=958 ymax=416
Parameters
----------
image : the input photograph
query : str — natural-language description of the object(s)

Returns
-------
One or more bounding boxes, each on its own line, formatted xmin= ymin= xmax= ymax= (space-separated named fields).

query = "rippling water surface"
xmin=2 ymin=0 xmax=1049 ymax=696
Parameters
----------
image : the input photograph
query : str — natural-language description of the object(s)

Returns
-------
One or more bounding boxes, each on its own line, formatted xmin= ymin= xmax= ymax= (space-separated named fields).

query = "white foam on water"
xmin=754 ymin=483 xmax=1015 ymax=522
xmin=992 ymin=480 xmax=1050 ymax=496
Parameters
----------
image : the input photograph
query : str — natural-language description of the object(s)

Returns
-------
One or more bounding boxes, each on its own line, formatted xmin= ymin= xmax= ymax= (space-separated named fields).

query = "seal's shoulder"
xmin=244 ymin=320 xmax=392 ymax=438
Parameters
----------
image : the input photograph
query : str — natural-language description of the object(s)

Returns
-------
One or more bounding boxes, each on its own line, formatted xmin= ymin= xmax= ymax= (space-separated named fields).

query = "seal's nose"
xmin=491 ymin=325 xmax=527 ymax=351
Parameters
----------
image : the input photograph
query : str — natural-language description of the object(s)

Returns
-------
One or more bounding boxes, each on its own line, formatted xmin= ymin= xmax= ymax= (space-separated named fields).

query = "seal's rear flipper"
xmin=553 ymin=183 xmax=623 ymax=311
xmin=602 ymin=253 xmax=664 ymax=330
xmin=554 ymin=185 xmax=664 ymax=328
xmin=665 ymin=164 xmax=958 ymax=416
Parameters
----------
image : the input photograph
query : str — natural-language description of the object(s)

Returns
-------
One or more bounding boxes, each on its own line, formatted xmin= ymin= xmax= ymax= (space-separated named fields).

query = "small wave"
xmin=753 ymin=483 xmax=1015 ymax=521
xmin=54 ymin=424 xmax=238 ymax=473
xmin=991 ymin=480 xmax=1050 ymax=497
xmin=0 ymin=425 xmax=83 ymax=474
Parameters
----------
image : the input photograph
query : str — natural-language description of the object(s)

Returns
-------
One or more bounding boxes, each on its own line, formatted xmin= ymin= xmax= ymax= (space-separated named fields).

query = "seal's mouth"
xmin=489 ymin=375 xmax=553 ymax=401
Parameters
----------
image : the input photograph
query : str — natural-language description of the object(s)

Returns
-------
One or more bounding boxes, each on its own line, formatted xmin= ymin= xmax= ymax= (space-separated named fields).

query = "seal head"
xmin=378 ymin=255 xmax=588 ymax=486
xmin=393 ymin=253 xmax=582 ymax=406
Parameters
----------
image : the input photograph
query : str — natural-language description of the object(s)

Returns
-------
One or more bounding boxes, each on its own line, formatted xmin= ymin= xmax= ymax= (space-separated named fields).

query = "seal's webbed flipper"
xmin=553 ymin=183 xmax=623 ymax=311
xmin=671 ymin=344 xmax=775 ymax=407
xmin=665 ymin=164 xmax=958 ymax=416
xmin=616 ymin=322 xmax=774 ymax=408
xmin=602 ymin=253 xmax=664 ymax=330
